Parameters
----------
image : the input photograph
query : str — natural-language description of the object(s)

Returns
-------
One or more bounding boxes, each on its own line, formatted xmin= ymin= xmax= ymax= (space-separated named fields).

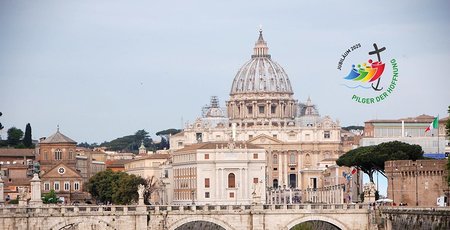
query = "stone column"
xmin=284 ymin=153 xmax=288 ymax=187
xmin=215 ymin=168 xmax=219 ymax=200
xmin=239 ymin=168 xmax=243 ymax=201
xmin=29 ymin=173 xmax=43 ymax=206
xmin=220 ymin=169 xmax=224 ymax=199
xmin=0 ymin=177 xmax=4 ymax=204
xmin=297 ymin=152 xmax=301 ymax=189
xmin=277 ymin=152 xmax=282 ymax=187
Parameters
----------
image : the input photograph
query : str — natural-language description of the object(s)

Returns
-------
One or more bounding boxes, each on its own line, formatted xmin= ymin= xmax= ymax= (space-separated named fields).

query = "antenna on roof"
xmin=57 ymin=124 xmax=60 ymax=132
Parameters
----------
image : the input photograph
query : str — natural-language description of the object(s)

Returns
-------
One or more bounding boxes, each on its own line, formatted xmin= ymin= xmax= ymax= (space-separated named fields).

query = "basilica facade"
xmin=170 ymin=30 xmax=353 ymax=197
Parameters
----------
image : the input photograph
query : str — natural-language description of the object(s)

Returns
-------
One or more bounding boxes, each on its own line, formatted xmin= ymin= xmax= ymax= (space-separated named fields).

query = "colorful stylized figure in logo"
xmin=343 ymin=43 xmax=386 ymax=91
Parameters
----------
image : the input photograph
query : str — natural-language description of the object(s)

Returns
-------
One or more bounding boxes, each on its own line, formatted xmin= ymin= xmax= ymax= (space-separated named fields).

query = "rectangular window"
xmin=64 ymin=182 xmax=70 ymax=191
xmin=249 ymin=135 xmax=253 ymax=139
xmin=258 ymin=105 xmax=264 ymax=114
xmin=311 ymin=178 xmax=317 ymax=189
xmin=229 ymin=192 xmax=234 ymax=198
xmin=204 ymin=154 xmax=209 ymax=160
xmin=54 ymin=181 xmax=60 ymax=191
xmin=164 ymin=170 xmax=169 ymax=178
xmin=253 ymin=178 xmax=258 ymax=183
xmin=205 ymin=178 xmax=210 ymax=188
xmin=205 ymin=192 xmax=210 ymax=198
xmin=44 ymin=182 xmax=50 ymax=191
xmin=178 ymin=142 xmax=183 ymax=147
xmin=253 ymin=153 xmax=258 ymax=159
xmin=74 ymin=182 xmax=80 ymax=191
xmin=247 ymin=106 xmax=253 ymax=115
xmin=324 ymin=131 xmax=330 ymax=139
xmin=273 ymin=134 xmax=277 ymax=139
xmin=271 ymin=105 xmax=276 ymax=114
xmin=305 ymin=134 xmax=310 ymax=140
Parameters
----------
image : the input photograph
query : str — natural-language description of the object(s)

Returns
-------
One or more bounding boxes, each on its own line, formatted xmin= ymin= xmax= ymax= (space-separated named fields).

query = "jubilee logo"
xmin=338 ymin=43 xmax=398 ymax=104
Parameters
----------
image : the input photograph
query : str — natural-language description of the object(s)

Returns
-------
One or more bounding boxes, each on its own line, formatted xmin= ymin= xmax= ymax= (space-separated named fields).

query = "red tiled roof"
xmin=0 ymin=148 xmax=35 ymax=157
xmin=40 ymin=130 xmax=76 ymax=144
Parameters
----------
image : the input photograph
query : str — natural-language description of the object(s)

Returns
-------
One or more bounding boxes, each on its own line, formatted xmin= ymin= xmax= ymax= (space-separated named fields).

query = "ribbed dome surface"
xmin=230 ymin=30 xmax=293 ymax=95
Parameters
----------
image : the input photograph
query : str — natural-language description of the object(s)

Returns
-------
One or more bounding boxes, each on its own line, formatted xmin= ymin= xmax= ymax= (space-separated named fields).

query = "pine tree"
xmin=23 ymin=123 xmax=32 ymax=148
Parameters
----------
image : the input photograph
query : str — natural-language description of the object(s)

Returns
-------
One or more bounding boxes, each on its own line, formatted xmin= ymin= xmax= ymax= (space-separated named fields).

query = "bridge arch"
xmin=50 ymin=217 xmax=115 ymax=230
xmin=168 ymin=216 xmax=235 ymax=230
xmin=285 ymin=215 xmax=348 ymax=230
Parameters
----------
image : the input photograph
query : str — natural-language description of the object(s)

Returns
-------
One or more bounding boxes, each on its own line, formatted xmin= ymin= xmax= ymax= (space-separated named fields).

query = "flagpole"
xmin=437 ymin=115 xmax=439 ymax=154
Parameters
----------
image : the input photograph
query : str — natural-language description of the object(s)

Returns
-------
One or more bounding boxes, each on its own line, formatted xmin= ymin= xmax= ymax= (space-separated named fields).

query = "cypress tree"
xmin=23 ymin=123 xmax=32 ymax=148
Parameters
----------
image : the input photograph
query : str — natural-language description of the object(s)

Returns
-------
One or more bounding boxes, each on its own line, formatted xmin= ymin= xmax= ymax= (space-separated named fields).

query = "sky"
xmin=1 ymin=0 xmax=449 ymax=144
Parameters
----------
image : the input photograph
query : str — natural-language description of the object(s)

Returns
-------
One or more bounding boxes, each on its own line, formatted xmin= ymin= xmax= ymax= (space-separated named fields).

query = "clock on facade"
xmin=57 ymin=167 xmax=65 ymax=174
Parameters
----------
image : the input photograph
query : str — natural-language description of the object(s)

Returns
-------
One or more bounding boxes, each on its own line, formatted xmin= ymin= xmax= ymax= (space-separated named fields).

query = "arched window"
xmin=54 ymin=149 xmax=62 ymax=160
xmin=228 ymin=173 xmax=236 ymax=188
xmin=273 ymin=154 xmax=278 ymax=163
xmin=273 ymin=179 xmax=279 ymax=188
xmin=68 ymin=150 xmax=74 ymax=159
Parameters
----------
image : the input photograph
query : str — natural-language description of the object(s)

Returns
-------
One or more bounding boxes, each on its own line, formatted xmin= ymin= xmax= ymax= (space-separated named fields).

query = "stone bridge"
xmin=0 ymin=204 xmax=370 ymax=230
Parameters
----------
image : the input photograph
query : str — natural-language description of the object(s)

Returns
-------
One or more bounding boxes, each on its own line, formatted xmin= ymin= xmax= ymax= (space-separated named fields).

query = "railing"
xmin=0 ymin=205 xmax=141 ymax=215
xmin=147 ymin=203 xmax=369 ymax=212
xmin=0 ymin=203 xmax=370 ymax=215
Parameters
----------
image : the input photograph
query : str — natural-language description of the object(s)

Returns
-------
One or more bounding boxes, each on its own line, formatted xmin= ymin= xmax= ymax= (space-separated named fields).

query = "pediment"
xmin=248 ymin=134 xmax=284 ymax=145
xmin=41 ymin=162 xmax=82 ymax=179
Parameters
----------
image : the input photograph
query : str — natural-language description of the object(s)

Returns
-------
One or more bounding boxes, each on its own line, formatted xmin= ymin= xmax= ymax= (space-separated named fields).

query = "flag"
xmin=425 ymin=116 xmax=438 ymax=132
xmin=351 ymin=167 xmax=357 ymax=175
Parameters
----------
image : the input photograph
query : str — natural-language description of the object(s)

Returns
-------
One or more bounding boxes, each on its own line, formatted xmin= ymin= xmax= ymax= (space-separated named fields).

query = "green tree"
xmin=113 ymin=173 xmax=145 ymax=204
xmin=7 ymin=127 xmax=24 ymax=147
xmin=155 ymin=128 xmax=181 ymax=136
xmin=0 ymin=112 xmax=4 ymax=131
xmin=87 ymin=170 xmax=146 ymax=205
xmin=342 ymin=126 xmax=364 ymax=131
xmin=337 ymin=146 xmax=377 ymax=182
xmin=100 ymin=129 xmax=154 ymax=153
xmin=155 ymin=128 xmax=181 ymax=150
xmin=337 ymin=141 xmax=424 ymax=182
xmin=23 ymin=123 xmax=33 ymax=148
xmin=42 ymin=189 xmax=59 ymax=204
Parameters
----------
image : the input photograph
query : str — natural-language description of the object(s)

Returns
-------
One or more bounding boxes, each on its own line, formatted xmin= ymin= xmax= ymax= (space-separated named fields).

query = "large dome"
xmin=230 ymin=30 xmax=293 ymax=95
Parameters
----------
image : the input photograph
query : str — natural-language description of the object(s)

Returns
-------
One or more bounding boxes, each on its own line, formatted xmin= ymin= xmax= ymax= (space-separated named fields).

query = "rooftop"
xmin=40 ymin=129 xmax=76 ymax=144
xmin=0 ymin=148 xmax=35 ymax=157
xmin=366 ymin=114 xmax=449 ymax=123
